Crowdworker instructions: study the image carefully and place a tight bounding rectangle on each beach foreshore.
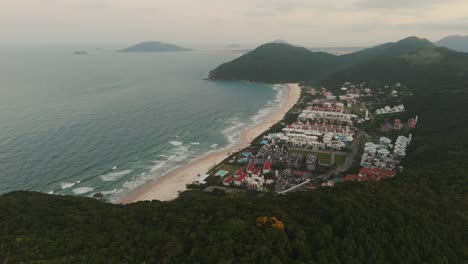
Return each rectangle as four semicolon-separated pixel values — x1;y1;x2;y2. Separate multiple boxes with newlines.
117;83;301;204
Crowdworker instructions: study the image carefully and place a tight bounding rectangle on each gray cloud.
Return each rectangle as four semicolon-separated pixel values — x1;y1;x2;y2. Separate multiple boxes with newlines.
356;0;446;9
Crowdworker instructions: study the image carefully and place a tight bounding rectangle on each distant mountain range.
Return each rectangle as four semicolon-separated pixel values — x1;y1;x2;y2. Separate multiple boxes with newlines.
120;41;192;53
209;36;468;93
435;35;468;53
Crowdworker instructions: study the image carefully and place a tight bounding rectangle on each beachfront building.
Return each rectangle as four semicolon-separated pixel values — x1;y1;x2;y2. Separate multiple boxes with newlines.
375;104;405;115
223;176;234;186
298;108;357;124
263;162;272;174
246;163;255;174
281;122;354;150
234;169;249;186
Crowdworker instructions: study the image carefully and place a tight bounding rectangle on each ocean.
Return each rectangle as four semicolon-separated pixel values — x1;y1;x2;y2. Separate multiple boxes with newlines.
0;45;283;201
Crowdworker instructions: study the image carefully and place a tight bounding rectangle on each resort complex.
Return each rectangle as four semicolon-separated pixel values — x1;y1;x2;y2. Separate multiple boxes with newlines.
192;81;418;194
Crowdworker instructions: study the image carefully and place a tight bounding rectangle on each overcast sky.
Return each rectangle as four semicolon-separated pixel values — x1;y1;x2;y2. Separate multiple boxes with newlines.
1;0;468;47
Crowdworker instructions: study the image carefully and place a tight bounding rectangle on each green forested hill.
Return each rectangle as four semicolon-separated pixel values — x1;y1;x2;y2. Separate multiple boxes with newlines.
209;43;340;83
209;36;463;85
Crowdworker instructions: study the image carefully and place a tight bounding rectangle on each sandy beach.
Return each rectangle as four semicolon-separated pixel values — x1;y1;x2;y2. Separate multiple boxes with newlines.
118;83;301;204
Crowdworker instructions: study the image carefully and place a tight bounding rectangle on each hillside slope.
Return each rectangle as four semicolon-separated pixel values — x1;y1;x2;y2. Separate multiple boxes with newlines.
209;43;339;83
209;37;444;84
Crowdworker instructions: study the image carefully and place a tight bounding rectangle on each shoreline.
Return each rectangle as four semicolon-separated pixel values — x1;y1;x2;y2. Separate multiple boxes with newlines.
117;83;301;204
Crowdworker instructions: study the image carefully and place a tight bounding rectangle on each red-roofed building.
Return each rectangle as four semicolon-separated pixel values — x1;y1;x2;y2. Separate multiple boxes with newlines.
246;163;255;173
235;169;244;176
234;173;248;186
359;168;396;181
408;118;417;129
263;162;272;173
252;168;261;176
342;174;361;182
394;119;403;130
343;168;396;183
223;176;234;186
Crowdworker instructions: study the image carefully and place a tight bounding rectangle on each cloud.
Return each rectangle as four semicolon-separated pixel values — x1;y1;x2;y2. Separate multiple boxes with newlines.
356;0;447;9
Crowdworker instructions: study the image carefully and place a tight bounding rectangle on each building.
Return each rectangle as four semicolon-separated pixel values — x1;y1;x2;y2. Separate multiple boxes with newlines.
375;105;405;115
234;173;248;186
245;175;265;191
298;109;357;124
306;154;318;171
343;168;396;182
263;162;272;173
408;117;418;129
281;122;355;150
223;176;234;186
394;119;403;130
252;168;261;177
246;163;255;174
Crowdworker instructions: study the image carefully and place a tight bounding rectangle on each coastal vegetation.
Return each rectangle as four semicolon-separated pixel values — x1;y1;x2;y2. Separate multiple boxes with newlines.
1;36;468;263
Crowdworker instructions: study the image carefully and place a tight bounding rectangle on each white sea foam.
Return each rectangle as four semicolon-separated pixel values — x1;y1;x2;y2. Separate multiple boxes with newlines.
210;144;219;148
99;170;133;182
100;189;117;195
60;182;76;189
222;118;246;145
191;142;200;145
169;140;183;146
72;187;95;195
251;84;286;123
151;158;173;172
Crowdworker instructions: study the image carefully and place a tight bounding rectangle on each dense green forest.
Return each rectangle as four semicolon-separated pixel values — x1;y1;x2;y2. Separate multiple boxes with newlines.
1;37;468;263
209;37;466;85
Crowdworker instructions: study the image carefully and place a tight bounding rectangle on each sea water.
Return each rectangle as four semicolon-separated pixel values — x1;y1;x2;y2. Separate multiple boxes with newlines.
0;45;284;201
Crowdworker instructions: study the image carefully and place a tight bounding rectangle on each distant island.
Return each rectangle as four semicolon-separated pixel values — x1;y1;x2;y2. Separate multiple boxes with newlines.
119;41;192;53
73;51;88;55
435;35;468;53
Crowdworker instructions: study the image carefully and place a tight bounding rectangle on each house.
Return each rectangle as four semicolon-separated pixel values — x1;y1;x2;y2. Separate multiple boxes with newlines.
394;119;403;130
342;174;361;182
234;173;248;186
358;167;396;180
246;163;255;174
408;118;417;129
343;168;396;183
263;162;272;173
252;168;261;177
223;176;234;186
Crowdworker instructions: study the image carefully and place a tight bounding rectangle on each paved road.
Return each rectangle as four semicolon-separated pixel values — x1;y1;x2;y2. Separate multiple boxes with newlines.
340;130;365;172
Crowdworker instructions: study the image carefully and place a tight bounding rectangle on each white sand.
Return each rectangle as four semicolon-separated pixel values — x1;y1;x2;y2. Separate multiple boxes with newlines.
118;83;301;204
